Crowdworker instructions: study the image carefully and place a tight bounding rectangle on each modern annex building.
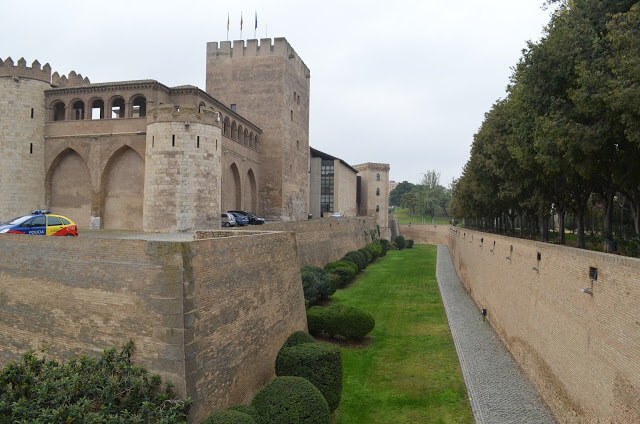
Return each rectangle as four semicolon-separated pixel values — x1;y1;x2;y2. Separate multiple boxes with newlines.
0;38;389;234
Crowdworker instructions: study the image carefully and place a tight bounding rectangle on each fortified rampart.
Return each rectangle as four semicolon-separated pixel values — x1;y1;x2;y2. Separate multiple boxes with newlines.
262;216;379;267
403;224;640;423
0;217;380;423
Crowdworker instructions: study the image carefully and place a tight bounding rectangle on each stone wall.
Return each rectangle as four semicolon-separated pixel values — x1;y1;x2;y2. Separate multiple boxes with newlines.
399;224;450;245
0;230;306;423
262;216;379;267
439;227;640;423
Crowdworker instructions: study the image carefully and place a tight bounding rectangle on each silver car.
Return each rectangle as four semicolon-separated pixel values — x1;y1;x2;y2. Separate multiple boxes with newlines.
221;213;237;227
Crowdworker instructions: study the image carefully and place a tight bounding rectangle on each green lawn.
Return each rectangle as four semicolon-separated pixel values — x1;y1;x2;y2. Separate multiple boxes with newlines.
392;208;451;225
332;245;473;424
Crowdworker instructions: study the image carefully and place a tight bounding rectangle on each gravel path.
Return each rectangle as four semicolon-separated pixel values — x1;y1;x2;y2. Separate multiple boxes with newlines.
436;244;556;424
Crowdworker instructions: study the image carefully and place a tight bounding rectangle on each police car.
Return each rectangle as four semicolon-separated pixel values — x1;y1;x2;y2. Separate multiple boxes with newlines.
0;210;78;237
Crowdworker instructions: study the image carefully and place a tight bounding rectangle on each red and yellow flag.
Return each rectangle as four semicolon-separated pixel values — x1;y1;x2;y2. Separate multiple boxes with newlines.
240;12;243;30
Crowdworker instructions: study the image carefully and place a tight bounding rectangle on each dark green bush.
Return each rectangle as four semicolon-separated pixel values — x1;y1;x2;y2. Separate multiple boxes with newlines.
329;266;356;287
279;330;316;351
342;251;367;272
358;247;373;263
325;260;358;275
202;409;256;424
395;235;406;249
250;376;330;424
307;304;375;341
406;239;414;248
0;341;190;424
329;273;340;293
301;265;333;305
379;239;391;256
275;342;343;412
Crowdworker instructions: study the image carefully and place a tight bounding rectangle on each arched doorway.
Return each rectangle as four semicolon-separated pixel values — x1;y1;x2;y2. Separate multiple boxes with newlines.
102;147;144;230
245;169;257;212
222;163;242;211
47;149;92;229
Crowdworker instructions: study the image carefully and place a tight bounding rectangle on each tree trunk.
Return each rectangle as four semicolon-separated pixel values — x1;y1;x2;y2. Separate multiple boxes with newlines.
576;207;586;248
558;209;566;244
603;191;615;253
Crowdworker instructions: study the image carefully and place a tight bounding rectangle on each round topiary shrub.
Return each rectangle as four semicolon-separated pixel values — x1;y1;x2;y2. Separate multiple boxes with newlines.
275;342;343;412
406;239;414;248
379;239;391;256
201;409;256;424
330;266;355;287
301;265;333;305
395;235;406;249
250;376;330;424
307;304;375;341
280;331;316;351
358;247;373;263
325;260;358;275
342;251;367;272
367;241;383;258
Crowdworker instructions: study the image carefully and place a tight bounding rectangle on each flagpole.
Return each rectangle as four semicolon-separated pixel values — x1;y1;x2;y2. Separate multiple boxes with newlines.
240;12;243;39
226;12;229;41
254;11;257;39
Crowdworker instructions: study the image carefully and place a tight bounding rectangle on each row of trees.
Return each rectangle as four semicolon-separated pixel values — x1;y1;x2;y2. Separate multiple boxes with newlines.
450;0;640;252
390;171;451;222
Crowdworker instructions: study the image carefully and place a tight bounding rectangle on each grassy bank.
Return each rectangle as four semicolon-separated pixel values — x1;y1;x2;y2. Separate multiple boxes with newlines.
332;245;473;423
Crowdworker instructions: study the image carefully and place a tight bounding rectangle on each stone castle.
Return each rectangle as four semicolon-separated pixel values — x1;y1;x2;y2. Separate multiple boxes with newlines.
0;38;389;234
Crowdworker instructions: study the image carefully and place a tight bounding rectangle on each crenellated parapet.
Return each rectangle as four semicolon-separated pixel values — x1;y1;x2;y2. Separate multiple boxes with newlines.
207;37;310;77
0;57;51;83
52;70;90;87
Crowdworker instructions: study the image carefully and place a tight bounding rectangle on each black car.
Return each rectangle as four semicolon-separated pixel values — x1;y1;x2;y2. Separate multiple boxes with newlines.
229;210;265;225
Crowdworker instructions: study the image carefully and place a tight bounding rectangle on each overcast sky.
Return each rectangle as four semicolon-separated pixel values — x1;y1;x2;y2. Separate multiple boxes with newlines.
1;0;552;187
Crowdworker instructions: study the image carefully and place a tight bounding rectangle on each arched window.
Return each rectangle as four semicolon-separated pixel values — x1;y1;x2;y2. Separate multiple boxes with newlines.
223;118;230;137
91;99;104;120
131;96;146;117
376;205;380;212
52;101;66;121
243;129;249;146
376;173;380;181
71;100;85;120
376;188;380;196
110;97;125;119
231;121;238;140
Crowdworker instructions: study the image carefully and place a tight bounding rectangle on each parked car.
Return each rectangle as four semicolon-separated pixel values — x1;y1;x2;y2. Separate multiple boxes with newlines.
0;210;78;236
221;213;237;227
330;212;342;217
228;210;265;225
227;211;249;226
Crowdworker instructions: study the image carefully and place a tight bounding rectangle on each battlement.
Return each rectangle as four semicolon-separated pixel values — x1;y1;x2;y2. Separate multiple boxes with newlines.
207;37;310;76
0;57;91;87
52;70;90;87
0;57;51;83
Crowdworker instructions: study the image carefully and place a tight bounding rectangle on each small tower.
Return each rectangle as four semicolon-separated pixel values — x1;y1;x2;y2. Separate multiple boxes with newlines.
143;105;222;232
206;38;310;221
0;57;51;221
355;163;391;240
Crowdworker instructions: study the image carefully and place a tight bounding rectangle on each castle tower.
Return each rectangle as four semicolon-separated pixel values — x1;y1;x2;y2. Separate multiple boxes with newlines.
0;57;50;221
143;105;222;232
355;163;391;240
206;38;310;221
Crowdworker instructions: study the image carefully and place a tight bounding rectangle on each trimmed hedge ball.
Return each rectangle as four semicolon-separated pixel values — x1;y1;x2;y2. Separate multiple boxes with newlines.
251;376;330;424
307;304;375;341
275;342;343;412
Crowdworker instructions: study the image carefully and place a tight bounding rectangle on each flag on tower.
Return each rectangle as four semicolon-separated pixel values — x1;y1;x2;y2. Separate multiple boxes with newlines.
226;12;230;40
241;12;243;30
255;12;257;30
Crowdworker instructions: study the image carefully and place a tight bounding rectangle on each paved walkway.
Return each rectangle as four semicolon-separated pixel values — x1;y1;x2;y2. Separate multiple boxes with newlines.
435;245;556;424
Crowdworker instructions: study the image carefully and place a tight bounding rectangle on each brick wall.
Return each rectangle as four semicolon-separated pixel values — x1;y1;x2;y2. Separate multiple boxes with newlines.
399;224;450;245
440;228;640;423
